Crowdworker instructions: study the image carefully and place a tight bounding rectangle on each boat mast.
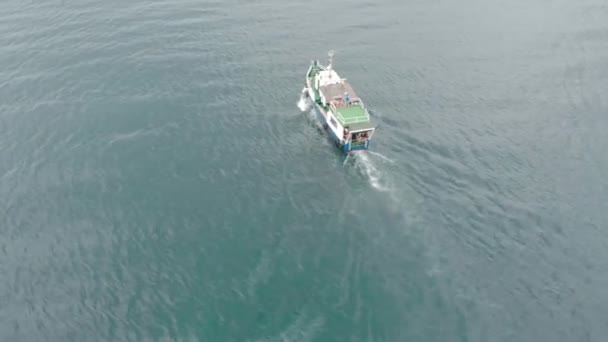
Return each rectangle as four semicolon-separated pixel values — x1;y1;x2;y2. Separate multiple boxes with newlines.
328;50;334;70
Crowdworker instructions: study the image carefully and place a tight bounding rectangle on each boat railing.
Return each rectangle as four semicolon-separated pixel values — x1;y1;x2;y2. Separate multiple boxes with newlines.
337;115;370;125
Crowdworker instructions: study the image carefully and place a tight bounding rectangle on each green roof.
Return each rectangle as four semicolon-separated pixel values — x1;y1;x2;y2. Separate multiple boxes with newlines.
334;104;369;126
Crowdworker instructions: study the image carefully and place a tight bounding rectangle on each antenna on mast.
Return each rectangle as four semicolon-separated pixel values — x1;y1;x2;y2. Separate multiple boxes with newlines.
328;50;334;70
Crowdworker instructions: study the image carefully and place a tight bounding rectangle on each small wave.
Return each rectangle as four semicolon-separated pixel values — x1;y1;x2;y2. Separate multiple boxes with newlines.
245;250;273;298
256;311;325;342
367;151;395;164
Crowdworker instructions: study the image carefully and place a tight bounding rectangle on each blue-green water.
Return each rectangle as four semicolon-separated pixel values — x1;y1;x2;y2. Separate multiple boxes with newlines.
1;1;607;341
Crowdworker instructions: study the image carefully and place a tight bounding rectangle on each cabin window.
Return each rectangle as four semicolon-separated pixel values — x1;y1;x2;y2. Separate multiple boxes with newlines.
329;117;337;128
351;131;370;145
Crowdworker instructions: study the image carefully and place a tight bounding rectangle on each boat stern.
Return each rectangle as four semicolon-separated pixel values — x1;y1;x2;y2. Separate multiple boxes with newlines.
336;127;374;153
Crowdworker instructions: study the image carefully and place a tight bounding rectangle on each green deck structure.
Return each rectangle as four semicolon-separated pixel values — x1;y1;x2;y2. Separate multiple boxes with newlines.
334;104;369;125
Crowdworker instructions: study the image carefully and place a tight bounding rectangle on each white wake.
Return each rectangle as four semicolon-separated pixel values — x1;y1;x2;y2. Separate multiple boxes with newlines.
297;88;312;112
351;152;391;192
367;151;396;164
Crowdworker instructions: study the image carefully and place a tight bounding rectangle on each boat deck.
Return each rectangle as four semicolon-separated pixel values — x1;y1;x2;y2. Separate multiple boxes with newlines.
319;81;358;103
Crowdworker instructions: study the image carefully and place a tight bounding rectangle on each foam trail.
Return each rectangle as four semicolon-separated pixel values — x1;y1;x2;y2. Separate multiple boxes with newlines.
343;153;354;166
297;88;311;112
297;97;309;112
300;91;325;132
354;152;390;192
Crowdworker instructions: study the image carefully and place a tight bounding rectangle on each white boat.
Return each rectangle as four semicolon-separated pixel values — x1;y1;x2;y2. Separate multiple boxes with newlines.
302;51;376;153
